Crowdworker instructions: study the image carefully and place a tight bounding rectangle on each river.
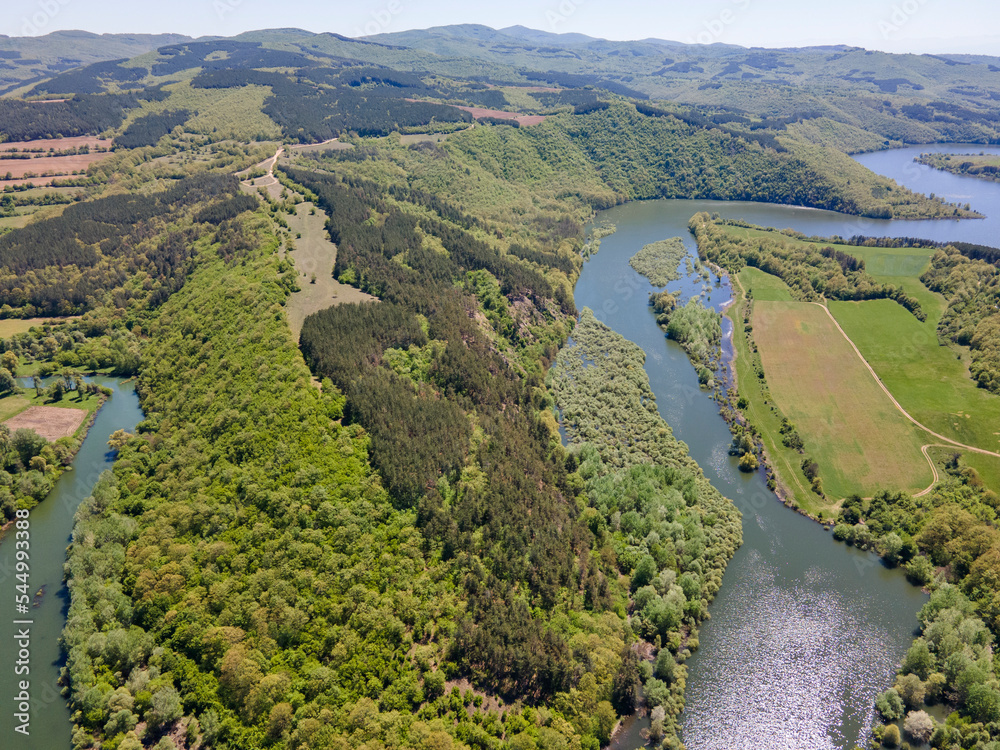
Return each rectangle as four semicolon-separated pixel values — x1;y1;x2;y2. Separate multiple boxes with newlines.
580;144;1000;750
0;378;142;749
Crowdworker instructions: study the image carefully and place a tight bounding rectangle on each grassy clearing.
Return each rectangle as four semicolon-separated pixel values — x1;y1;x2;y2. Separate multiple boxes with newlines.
0;317;74;338
739;266;794;302
753;300;932;500
283;201;376;339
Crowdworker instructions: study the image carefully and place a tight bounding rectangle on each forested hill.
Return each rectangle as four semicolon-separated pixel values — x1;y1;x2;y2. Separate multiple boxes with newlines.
363;24;1000;144
0;30;191;94
0;32;975;221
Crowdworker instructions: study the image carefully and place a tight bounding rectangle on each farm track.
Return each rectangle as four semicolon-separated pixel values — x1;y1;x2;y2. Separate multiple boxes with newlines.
812;302;1000;460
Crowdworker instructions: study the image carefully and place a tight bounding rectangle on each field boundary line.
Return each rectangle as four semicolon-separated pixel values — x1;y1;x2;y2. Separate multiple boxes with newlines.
812;302;1000;460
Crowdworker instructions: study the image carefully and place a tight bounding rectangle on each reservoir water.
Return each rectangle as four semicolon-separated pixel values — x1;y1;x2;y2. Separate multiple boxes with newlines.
0;378;142;749
581;144;1000;749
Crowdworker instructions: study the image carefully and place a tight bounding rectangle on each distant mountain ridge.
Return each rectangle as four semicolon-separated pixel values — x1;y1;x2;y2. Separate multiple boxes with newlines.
0;30;192;94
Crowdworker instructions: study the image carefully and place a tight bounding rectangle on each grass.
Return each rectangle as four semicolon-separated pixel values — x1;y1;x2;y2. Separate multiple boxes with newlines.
0;317;69;338
724;225;1000;494
282;201;375;340
0;394;30;421
831;298;1000;457
827;240;1000;463
739;266;795;302
727;281;823;513
753;300;933;500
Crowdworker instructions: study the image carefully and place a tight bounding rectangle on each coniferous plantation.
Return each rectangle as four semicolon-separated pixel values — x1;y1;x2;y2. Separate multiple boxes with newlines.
3;18;1000;750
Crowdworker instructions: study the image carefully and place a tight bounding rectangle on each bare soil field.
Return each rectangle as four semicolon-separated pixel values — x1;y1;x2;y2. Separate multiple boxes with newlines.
0;136;113;185
753;300;932;498
5;405;87;440
0;153;111;185
452;105;547;126
0;136;111;152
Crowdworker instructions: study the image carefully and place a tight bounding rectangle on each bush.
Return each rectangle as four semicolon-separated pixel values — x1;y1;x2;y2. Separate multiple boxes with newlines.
881;723;900;747
876;688;905;721
12;428;46;468
654;649;676;684
904;555;934;586
902;710;934;743
894;674;925;709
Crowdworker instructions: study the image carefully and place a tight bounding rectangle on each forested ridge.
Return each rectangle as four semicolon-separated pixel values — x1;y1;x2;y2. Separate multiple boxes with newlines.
54;159;734;750
0;173;256;317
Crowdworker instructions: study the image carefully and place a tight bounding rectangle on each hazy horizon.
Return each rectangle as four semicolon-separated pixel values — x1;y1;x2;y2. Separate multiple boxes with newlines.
3;0;999;57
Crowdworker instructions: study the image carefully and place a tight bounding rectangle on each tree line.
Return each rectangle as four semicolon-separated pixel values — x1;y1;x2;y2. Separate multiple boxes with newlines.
690;214;927;318
921;246;1000;394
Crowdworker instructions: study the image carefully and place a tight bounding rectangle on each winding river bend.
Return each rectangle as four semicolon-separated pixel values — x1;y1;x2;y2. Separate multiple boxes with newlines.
582;145;1000;750
0;378;142;749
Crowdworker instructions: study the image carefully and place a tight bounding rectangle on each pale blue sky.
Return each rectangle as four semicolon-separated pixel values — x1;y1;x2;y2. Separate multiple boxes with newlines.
4;0;999;55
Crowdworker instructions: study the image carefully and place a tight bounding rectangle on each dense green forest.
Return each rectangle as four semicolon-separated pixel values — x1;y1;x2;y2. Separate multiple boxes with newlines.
53;158;735;750
0;173;255;317
0;94;154;142
833;468;1000;743
3;22;1000;750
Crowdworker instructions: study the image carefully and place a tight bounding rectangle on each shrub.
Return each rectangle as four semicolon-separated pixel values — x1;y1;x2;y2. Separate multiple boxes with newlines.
902;710;934;743
738;452;758;472
881;723;900;747
875;688;904;721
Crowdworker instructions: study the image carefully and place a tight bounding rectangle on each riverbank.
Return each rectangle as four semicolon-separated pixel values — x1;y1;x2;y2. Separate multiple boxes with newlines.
575;195;929;749
0;378;142;748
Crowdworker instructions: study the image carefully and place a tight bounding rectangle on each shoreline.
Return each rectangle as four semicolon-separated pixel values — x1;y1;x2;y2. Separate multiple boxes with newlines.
0;388;109;539
701;259;837;529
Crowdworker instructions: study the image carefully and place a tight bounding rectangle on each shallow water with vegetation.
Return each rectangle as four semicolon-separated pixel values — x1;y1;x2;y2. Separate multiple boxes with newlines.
586;144;1000;749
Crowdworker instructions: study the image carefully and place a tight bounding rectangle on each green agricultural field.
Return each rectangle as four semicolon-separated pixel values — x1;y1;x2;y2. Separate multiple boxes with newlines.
739;266;794;302
830;298;1000;456
752;300;933;501
722;224;1000;493
826;240;1000;463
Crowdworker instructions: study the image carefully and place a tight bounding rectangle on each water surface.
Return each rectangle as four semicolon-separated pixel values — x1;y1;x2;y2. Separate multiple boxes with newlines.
587;145;1000;749
0;378;142;749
